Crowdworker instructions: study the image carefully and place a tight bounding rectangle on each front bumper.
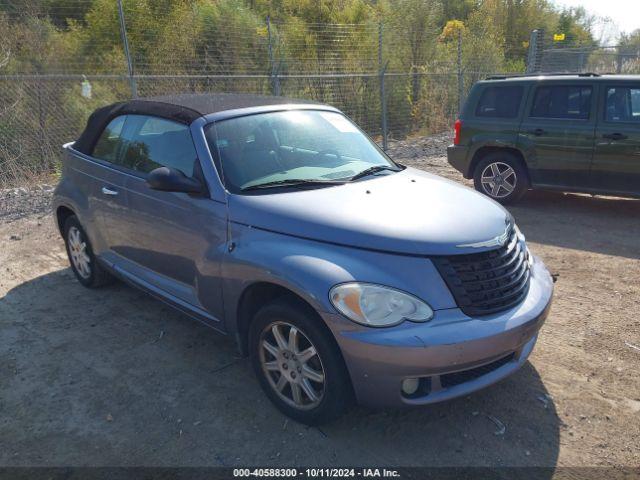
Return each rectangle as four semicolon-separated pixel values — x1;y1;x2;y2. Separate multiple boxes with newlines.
321;256;553;408
446;144;471;178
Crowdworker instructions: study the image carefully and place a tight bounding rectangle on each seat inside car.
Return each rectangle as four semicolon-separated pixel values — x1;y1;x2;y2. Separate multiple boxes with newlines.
236;124;285;184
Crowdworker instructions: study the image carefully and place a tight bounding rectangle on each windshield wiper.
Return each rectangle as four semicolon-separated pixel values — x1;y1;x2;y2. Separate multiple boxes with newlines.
349;165;402;181
241;178;347;191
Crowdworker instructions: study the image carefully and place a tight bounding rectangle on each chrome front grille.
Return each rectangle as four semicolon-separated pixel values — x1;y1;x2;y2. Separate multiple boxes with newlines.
432;228;531;316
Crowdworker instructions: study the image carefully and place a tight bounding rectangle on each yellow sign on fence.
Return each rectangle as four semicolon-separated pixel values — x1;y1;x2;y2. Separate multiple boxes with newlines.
553;33;566;41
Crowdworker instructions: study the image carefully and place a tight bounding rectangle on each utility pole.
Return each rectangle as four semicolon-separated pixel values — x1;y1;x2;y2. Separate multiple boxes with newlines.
117;0;137;98
378;22;388;151
457;29;463;114
267;16;281;96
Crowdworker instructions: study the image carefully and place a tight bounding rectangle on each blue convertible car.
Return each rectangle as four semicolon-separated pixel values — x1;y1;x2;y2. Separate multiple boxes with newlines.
53;94;553;424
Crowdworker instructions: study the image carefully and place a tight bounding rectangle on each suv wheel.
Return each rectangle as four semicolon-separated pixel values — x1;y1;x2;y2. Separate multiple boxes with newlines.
473;152;528;204
249;298;352;425
63;215;114;288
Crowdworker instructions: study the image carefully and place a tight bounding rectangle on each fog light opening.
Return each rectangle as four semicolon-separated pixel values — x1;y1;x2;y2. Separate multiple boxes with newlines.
401;378;420;396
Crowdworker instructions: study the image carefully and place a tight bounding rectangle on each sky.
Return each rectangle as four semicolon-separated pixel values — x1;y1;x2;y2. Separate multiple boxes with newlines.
553;0;640;42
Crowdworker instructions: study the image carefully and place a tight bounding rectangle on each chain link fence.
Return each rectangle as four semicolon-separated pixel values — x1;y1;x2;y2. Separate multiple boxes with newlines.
1;1;523;187
1;74;132;186
529;30;640;74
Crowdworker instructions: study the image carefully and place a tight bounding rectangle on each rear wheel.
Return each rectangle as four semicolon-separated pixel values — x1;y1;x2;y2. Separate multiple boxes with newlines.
249;298;352;425
473;152;528;204
63;215;113;288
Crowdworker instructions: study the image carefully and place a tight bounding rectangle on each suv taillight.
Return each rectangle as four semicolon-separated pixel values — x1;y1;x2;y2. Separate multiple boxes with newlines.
453;119;462;146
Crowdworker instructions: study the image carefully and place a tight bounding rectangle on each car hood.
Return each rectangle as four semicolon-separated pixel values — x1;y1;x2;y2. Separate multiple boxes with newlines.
228;167;511;256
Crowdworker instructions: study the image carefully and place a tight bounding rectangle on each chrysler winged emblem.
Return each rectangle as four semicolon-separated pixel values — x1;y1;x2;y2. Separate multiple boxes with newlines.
457;218;512;249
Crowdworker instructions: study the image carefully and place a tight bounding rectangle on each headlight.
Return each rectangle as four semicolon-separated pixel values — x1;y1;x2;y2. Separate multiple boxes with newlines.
329;283;433;327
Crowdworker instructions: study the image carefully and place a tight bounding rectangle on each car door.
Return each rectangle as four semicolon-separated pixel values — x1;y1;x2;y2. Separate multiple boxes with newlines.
105;114;227;325
518;82;597;189
591;84;640;195
86;115;133;254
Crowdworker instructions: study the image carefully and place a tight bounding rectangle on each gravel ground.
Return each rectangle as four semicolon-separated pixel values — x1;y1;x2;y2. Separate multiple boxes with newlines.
0;184;56;223
1;135;639;469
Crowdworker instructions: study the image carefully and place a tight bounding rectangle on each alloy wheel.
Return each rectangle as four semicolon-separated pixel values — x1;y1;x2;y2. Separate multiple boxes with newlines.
259;321;325;410
480;161;517;198
68;226;91;279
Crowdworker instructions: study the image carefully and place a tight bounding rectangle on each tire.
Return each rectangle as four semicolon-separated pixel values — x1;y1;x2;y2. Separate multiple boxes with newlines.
249;297;353;425
473;151;529;205
63;215;114;288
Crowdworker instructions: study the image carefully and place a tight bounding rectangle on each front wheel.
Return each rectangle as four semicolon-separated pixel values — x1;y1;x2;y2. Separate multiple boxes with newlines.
249;298;353;425
473;152;528;204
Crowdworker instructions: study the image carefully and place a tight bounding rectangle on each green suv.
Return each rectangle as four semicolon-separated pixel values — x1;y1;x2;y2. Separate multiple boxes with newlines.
447;73;640;204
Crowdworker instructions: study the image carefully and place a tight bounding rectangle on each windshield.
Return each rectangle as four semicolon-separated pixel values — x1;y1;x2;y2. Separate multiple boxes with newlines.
205;110;398;193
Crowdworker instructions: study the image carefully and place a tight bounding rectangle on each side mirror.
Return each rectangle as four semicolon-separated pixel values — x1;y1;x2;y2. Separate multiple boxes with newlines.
147;167;203;194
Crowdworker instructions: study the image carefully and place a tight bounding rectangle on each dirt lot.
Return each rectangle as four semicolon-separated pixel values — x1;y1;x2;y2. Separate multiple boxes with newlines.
1;147;639;469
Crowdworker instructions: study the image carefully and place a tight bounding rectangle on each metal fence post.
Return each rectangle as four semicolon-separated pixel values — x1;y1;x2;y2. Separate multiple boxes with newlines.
457;29;463;114
267;16;281;96
117;0;137;98
616;51;623;74
526;29;543;73
36;77;46;165
378;22;388;151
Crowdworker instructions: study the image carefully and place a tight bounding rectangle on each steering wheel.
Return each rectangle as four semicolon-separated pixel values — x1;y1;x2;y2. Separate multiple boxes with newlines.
316;149;342;165
268;149;288;171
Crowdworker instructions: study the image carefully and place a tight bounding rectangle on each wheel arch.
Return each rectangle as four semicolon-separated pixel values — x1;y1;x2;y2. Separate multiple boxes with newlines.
55;205;77;236
236;280;356;409
235;281;328;357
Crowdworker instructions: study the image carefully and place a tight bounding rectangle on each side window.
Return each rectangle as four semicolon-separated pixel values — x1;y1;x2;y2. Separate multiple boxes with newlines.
475;86;523;118
605;87;640;123
530;85;592;120
92;116;126;162
119;115;197;176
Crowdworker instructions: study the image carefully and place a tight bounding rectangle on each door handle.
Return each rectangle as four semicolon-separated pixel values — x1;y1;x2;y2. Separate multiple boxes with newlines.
101;186;119;196
602;133;628;141
531;128;546;136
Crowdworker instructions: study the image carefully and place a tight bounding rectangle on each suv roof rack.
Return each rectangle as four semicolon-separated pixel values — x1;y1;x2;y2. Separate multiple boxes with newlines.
485;72;601;80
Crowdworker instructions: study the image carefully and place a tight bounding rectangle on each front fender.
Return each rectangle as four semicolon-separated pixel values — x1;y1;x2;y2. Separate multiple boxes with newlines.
221;223;456;336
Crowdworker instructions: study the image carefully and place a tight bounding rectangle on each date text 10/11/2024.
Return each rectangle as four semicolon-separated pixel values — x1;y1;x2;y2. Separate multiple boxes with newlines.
232;468;401;478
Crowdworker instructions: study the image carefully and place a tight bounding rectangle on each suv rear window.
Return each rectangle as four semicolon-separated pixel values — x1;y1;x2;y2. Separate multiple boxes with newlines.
531;85;592;120
475;86;523;118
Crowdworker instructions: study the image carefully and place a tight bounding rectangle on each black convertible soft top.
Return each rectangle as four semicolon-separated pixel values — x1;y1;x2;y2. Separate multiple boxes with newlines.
73;93;320;155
